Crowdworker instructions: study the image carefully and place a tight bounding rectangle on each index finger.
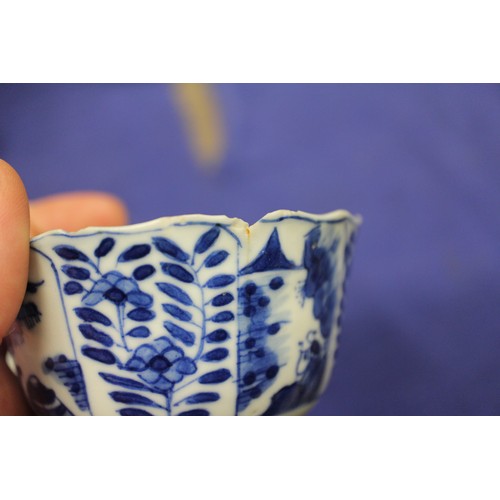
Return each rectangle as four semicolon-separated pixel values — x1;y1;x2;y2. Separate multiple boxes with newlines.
0;160;30;338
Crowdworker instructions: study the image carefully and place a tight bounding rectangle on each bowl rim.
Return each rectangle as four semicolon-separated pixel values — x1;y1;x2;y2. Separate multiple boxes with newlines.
30;209;362;243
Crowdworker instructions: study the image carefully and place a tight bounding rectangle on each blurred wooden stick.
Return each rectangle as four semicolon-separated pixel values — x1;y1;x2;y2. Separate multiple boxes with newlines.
172;83;226;174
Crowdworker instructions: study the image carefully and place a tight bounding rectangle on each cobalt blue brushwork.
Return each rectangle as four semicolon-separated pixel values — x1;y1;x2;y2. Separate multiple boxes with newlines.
17;280;44;329
7;210;360;415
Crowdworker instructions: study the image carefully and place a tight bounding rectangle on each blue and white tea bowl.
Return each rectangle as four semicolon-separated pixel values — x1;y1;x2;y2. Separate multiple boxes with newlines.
7;209;360;416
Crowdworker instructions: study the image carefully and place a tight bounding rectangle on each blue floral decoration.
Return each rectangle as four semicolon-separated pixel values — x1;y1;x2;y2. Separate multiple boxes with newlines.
125;337;197;392
83;271;153;307
303;226;338;338
21;215;357;415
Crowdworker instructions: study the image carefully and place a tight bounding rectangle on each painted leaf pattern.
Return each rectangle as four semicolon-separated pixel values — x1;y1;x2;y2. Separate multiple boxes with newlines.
20;214;358;415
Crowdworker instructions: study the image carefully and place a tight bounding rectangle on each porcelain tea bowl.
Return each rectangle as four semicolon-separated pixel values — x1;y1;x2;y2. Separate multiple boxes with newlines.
7;209;360;416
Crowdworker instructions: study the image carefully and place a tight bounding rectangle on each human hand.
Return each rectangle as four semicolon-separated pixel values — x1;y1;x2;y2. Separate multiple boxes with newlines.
0;160;128;415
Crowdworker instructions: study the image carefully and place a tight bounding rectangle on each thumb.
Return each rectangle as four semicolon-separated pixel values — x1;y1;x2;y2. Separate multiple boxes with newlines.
0;160;30;339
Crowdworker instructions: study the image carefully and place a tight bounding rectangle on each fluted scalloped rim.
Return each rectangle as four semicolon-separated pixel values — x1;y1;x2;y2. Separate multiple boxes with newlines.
30;209;362;243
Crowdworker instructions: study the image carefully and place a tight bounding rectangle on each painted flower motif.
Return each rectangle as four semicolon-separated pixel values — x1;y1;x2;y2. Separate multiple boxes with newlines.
83;271;153;307
125;337;197;391
303;227;337;338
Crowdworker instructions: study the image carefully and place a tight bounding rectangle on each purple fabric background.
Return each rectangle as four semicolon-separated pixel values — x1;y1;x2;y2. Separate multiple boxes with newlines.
1;84;499;415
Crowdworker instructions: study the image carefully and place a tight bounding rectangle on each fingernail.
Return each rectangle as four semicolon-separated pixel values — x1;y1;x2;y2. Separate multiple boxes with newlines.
5;321;24;348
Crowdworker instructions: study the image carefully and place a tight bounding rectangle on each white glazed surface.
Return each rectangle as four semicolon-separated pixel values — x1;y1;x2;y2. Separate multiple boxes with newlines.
8;210;360;416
